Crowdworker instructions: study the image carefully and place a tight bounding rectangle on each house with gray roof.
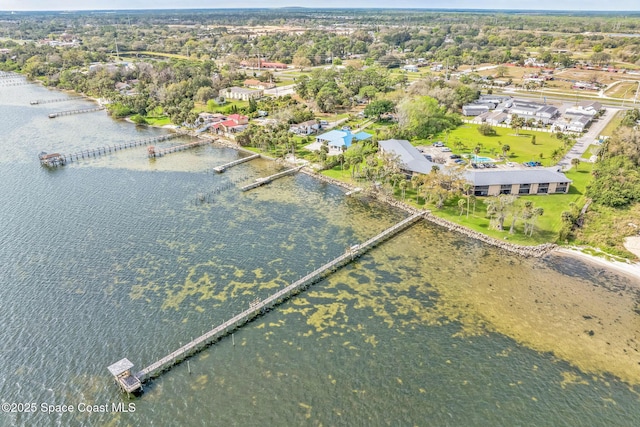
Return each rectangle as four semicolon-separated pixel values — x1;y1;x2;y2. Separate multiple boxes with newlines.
464;168;571;196
462;104;490;116
378;139;438;175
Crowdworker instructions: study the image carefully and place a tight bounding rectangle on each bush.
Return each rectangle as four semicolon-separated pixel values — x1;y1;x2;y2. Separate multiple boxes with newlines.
478;123;497;136
130;114;148;125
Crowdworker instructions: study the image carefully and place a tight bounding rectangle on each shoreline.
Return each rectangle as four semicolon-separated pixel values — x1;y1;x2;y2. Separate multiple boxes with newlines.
553;247;640;281
35;82;640;278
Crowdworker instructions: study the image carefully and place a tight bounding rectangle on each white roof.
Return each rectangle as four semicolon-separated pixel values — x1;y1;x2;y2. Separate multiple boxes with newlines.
107;358;134;376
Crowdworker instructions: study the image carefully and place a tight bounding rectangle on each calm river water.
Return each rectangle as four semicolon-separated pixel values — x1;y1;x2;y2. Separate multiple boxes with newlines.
1;80;639;426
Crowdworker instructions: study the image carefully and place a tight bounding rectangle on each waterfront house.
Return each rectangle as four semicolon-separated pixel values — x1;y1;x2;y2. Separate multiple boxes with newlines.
378;139;438;175
316;129;372;154
212;114;249;134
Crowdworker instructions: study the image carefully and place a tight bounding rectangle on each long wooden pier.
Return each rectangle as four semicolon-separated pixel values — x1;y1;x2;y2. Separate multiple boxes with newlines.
39;133;182;167
147;139;212;158
240;165;304;191
213;153;260;173
31;97;83;105
48;106;104;118
126;211;424;385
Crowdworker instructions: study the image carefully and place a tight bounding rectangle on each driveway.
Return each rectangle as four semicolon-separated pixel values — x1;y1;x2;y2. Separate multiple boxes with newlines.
557;107;621;170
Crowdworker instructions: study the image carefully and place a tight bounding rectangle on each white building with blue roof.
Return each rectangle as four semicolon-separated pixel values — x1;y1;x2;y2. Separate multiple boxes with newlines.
316;129;372;154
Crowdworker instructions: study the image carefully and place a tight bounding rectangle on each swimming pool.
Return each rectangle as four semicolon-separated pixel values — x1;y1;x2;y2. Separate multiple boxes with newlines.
464;155;495;163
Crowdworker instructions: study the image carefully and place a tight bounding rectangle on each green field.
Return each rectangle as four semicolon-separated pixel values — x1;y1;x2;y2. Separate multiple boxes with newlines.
392;164;592;245
430;123;567;165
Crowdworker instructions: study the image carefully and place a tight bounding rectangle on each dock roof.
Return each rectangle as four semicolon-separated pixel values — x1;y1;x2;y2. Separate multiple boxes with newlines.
108;358;134;376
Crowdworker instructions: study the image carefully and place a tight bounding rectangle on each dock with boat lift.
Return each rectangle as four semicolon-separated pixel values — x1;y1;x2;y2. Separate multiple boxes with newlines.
109;211;424;390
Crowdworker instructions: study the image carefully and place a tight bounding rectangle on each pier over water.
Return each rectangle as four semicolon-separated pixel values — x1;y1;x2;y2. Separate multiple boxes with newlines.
110;212;425;392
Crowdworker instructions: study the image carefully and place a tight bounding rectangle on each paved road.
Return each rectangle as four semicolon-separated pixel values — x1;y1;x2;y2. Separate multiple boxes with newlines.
557;107;621;170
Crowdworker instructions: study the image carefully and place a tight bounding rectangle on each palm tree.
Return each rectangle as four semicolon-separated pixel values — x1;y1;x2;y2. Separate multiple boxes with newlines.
399;179;408;201
462;182;473;218
501;144;511;159
571;157;581;170
458;198;466;216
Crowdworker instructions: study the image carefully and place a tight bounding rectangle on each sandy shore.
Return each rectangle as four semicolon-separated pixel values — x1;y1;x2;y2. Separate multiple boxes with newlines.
554;247;640;282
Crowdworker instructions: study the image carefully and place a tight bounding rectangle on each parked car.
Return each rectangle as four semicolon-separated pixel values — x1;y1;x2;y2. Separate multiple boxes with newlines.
449;154;461;159
432;141;445;147
454;159;466;164
441;147;452;152
424;155;432;161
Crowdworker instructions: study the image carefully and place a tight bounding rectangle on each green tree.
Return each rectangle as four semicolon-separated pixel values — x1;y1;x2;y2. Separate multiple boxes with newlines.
364;99;395;120
510;114;525;136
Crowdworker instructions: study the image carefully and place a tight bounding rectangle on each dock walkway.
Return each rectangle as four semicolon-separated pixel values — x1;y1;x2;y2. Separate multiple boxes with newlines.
31;97;83;105
131;212;424;383
39;134;183;167
148;139;213;158
240;165;304;191
48;106;104;118
213;154;260;173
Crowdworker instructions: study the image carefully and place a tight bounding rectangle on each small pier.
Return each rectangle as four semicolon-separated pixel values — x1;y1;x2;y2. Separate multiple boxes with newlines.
240;165;304;192
0;80;33;87
147;139;212;158
31;97;83;105
213;153;260;173
111;212;424;389
38;133;182;167
38;152;67;167
48;106;104;118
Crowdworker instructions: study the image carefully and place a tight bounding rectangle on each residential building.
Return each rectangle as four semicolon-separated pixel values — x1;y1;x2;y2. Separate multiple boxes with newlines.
290;120;320;136
462;104;490;116
220;87;263;101
212;114;249;134
565;101;602;117
464;168;571;196
316;129;372;154
243;79;276;90
509;100;558;124
198;112;226;124
378;139;438;175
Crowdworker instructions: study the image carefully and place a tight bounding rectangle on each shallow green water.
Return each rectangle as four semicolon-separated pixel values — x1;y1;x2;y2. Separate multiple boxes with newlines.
0;81;639;426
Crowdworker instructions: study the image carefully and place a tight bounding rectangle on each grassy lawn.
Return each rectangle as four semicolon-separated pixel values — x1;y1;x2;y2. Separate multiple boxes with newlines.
599;110;623;137
574;202;640;259
581;144;601;160
145;116;172;126
143;107;172;126
430;123;566;165
321;165;358;183
386;164;594;245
